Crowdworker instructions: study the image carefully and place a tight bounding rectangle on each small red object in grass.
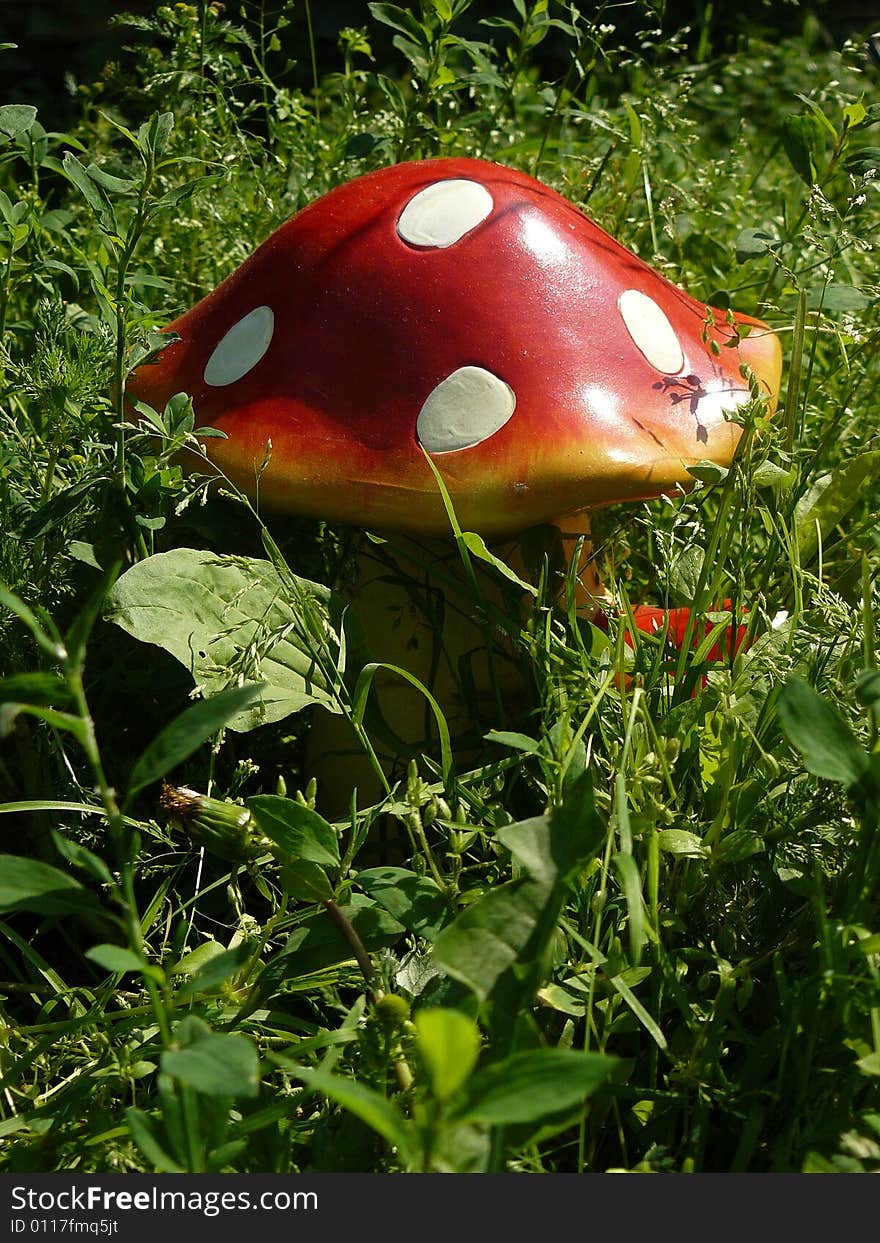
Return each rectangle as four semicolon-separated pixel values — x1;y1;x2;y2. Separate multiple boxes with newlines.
628;602;749;665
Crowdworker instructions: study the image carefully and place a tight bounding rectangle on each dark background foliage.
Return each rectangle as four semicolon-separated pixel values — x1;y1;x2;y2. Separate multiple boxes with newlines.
6;0;876;128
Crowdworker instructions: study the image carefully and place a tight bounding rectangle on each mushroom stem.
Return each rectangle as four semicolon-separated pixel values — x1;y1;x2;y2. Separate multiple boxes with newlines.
305;516;615;820
507;512;609;616
555;513;609;612
305;527;547;820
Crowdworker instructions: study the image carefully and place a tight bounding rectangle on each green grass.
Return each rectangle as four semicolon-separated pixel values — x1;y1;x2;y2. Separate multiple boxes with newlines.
1;0;880;1173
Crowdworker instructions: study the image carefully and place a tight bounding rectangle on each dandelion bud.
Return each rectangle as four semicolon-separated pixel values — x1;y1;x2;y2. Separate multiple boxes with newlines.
160;783;271;863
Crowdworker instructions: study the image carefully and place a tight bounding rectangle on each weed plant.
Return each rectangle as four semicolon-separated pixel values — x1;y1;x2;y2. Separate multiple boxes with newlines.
0;0;879;1174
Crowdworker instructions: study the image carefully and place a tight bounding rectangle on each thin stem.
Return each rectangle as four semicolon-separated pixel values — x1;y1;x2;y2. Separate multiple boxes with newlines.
0;246;14;342
65;661;172;1047
863;555;878;751
324;899;413;1092
180;1086;205;1172
303;0;321;130
324;899;377;994
406;809;448;897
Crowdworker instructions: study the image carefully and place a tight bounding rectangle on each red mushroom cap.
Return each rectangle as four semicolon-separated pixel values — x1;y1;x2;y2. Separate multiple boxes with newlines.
127;158;782;537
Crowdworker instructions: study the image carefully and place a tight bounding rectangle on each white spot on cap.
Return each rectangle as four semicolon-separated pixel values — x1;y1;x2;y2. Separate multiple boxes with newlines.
204;305;274;387
397;180;493;249
417;366;515;454
619;288;684;375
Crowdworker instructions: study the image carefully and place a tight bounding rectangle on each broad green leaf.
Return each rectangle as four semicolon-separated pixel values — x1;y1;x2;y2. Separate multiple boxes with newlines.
713;829;766;865
484;730;541;754
856;670;880;708
808;284;871;314
794;96;839;140
414;1008;481;1101
87;164;136;195
50;833;114;886
536;983;584;1017
494;814;548;881
0;701;85;743
687;461;728;485
429;0;453;21
778;675;870;790
140;111;174;160
105;549;367;731
368;3;428;46
669;545;704;606
431;878;548;1001
751;460;794;492
657;829;709;858
795;452;880;565
782;112;822;184
0;1119;33;1140
357;867;446;938
247;795;340;866
288;1063;415;1161
0;672;71;708
452;1049;616;1125
153;175;218;212
845;144;880;174
460;532;536;595
176;942;254;998
161;1023;260;1099
0;581;65;660
20;477;112;540
497;771;606;887
843;100;867;128
171;940;226;976
85;944;144;974
0;855;103;919
801;1152;839;1173
434;772;607;1001
279;859;334;903
0;104;37;136
62;151;113;226
86;164;137;195
125;1108;184;1173
735;227;782;264
127;684;265;800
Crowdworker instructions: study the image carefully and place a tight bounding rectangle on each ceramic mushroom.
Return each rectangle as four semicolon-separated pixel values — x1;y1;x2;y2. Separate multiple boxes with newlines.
127;158;782;807
127;157;781;539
